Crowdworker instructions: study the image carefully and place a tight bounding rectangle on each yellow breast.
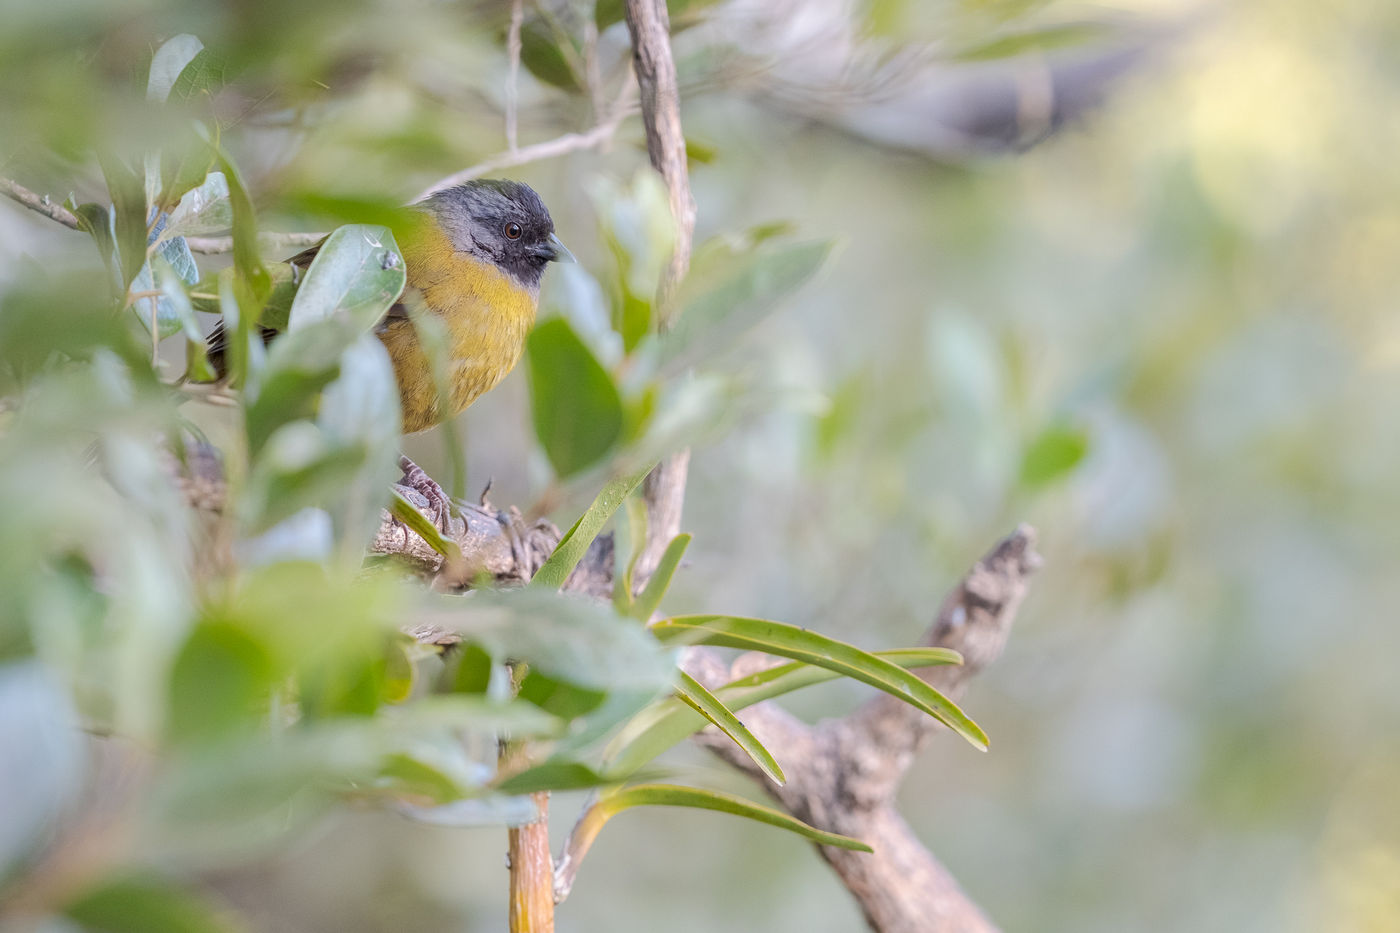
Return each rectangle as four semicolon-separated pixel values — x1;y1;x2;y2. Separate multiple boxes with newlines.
380;221;539;433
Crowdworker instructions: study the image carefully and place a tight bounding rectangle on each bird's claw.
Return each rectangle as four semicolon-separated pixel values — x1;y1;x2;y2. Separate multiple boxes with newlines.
397;455;456;533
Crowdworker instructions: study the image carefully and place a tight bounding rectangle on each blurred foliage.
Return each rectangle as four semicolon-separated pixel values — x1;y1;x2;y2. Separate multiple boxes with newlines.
0;6;1003;931
3;0;1396;930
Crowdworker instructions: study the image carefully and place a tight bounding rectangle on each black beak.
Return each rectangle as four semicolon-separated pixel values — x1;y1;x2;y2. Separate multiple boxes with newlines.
532;232;576;264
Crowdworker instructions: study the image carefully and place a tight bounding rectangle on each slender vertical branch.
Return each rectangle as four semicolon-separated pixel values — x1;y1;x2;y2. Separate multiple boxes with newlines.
623;0;698;577
505;0;524;152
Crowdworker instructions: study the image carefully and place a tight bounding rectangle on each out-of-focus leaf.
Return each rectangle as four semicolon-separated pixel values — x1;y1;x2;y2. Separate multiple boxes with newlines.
517;668;608;719
612;496;648;613
316;333;402;547
164;173;231;238
596;0;723;30
1019;423;1090;488
650;615;987;750
591;172;674;351
660;239;832;368
156;130;217;217
378;752;461;802
629;533;689;621
169;49;229;103
287;225;405;333
0;662;85;877
72;203;118;286
239;425;370;533
398;796;538;828
955;22;1112;62
380;638;415;704
144;727;382;860
527;317;625;477
605;648;961;775
495;761;620;795
674;670;784;784
99;151;149;292
166;623;275;744
421;588;676;697
242;315;361;456
446;643;493;695
212;143;269;300
65;875;239;933
529;464;654;590
518;18;580;92
146;35;204;104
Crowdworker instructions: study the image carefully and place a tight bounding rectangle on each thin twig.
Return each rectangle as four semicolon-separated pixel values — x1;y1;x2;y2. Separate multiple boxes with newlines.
184;231;325;255
505;0;524;152
416;81;636;202
1;176;82;230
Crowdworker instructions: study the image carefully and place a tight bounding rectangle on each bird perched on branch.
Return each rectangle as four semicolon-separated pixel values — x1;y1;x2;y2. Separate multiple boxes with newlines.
209;178;573;432
206;179;572;523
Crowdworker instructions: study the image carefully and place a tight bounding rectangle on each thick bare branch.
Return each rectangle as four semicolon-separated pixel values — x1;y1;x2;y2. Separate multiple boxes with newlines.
688;527;1041;932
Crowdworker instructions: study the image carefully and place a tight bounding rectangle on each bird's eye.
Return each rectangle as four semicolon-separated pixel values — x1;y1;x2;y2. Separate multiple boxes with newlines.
504;222;523;239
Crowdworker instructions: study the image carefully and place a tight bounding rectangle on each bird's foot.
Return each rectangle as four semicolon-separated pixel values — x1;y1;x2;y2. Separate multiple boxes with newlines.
396;455;456;533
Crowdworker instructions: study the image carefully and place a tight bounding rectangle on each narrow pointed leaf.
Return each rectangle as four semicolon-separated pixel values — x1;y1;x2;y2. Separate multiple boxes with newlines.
606;648;961;775
674;670;784;784
389;489;458;560
602;784;868;851
650;615;987;750
529;463;655;590
630;533;690;621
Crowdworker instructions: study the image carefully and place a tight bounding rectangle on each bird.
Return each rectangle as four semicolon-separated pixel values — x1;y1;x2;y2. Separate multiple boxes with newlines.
206;178;573;521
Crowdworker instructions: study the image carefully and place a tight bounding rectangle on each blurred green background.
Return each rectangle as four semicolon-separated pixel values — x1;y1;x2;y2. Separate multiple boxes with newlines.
3;0;1399;930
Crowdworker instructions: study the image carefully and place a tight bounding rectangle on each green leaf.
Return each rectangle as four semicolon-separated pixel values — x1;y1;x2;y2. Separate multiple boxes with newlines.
956;22;1111;62
238;422;369;532
65;875;239;933
169;48;229;102
518;18;581;92
650;616;988;750
98;151;149;292
588;783;869;854
163;172;232;238
241;316;357;457
421;588;675;697
629;533;689;620
389;489;458;559
73;203;119;286
495;761;618;795
156;130;217;216
660;239;832;368
146;34;205;104
212;143;269;300
517;668;609;718
605;648;960;775
287;224;405;334
612;495;649;613
529;463;654;590
1019;423;1090;488
166;623;275;744
526;317;625;477
674;670;784;784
